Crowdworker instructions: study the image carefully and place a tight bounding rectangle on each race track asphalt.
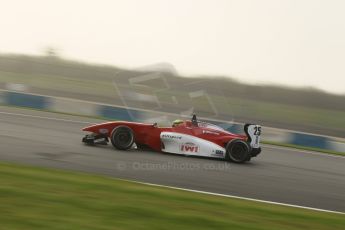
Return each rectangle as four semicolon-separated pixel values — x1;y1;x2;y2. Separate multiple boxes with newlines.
0;106;344;212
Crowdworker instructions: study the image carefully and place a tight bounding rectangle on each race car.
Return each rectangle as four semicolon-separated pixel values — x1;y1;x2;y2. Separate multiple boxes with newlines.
82;115;261;163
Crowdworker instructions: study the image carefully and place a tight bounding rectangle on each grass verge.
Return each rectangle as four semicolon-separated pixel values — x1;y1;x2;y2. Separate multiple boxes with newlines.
0;162;344;230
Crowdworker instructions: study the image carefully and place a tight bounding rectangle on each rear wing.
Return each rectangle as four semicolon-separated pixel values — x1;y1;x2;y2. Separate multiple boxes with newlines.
244;124;261;149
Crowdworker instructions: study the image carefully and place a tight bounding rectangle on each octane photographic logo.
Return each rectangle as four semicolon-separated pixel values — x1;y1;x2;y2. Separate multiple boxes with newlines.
180;142;199;153
115;161;231;171
111;62;235;125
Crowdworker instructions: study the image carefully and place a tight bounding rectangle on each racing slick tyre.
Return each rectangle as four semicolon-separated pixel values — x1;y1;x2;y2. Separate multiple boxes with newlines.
111;126;134;150
225;139;251;163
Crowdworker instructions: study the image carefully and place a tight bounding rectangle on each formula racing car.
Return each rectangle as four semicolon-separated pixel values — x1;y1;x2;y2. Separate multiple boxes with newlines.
82;115;261;163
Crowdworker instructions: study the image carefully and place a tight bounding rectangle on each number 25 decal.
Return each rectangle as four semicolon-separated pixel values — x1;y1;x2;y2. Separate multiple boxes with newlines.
254;126;261;136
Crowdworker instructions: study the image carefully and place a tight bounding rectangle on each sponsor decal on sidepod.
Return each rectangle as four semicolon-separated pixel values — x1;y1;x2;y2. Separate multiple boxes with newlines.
180;142;199;153
99;128;109;134
161;134;182;140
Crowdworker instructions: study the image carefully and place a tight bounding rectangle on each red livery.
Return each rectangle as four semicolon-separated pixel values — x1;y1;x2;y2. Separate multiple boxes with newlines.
82;115;261;163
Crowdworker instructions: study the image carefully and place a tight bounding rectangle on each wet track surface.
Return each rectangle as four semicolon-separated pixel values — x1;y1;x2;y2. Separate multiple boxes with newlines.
0;106;344;212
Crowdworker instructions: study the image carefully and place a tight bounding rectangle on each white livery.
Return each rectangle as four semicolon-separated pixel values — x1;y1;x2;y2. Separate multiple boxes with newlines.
161;132;226;158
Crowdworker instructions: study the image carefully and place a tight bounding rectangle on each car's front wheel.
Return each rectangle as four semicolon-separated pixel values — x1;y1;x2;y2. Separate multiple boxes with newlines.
111;126;134;150
225;139;251;163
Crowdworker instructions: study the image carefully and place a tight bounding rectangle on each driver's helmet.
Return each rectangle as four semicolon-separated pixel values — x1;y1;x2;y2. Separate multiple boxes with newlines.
172;119;184;127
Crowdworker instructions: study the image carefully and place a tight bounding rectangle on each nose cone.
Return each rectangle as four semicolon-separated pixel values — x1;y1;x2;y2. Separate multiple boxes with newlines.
82;121;118;134
82;122;113;134
82;125;97;132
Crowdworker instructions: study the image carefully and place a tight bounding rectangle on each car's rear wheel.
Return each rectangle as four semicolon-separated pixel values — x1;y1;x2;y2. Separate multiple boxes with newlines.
226;139;251;163
111;126;134;150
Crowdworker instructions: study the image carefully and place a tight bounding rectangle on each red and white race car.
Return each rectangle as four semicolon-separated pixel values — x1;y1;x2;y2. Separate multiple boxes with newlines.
82;115;261;163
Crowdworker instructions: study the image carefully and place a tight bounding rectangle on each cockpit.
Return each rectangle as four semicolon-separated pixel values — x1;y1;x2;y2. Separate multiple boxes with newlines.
171;114;224;131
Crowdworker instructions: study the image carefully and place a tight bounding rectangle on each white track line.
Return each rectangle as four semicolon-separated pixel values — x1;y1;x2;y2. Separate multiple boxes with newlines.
263;144;345;159
119;178;345;215
1;110;345;214
0;111;93;124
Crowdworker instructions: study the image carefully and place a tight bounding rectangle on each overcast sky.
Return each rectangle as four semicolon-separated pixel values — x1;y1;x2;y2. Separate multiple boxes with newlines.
1;0;344;94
